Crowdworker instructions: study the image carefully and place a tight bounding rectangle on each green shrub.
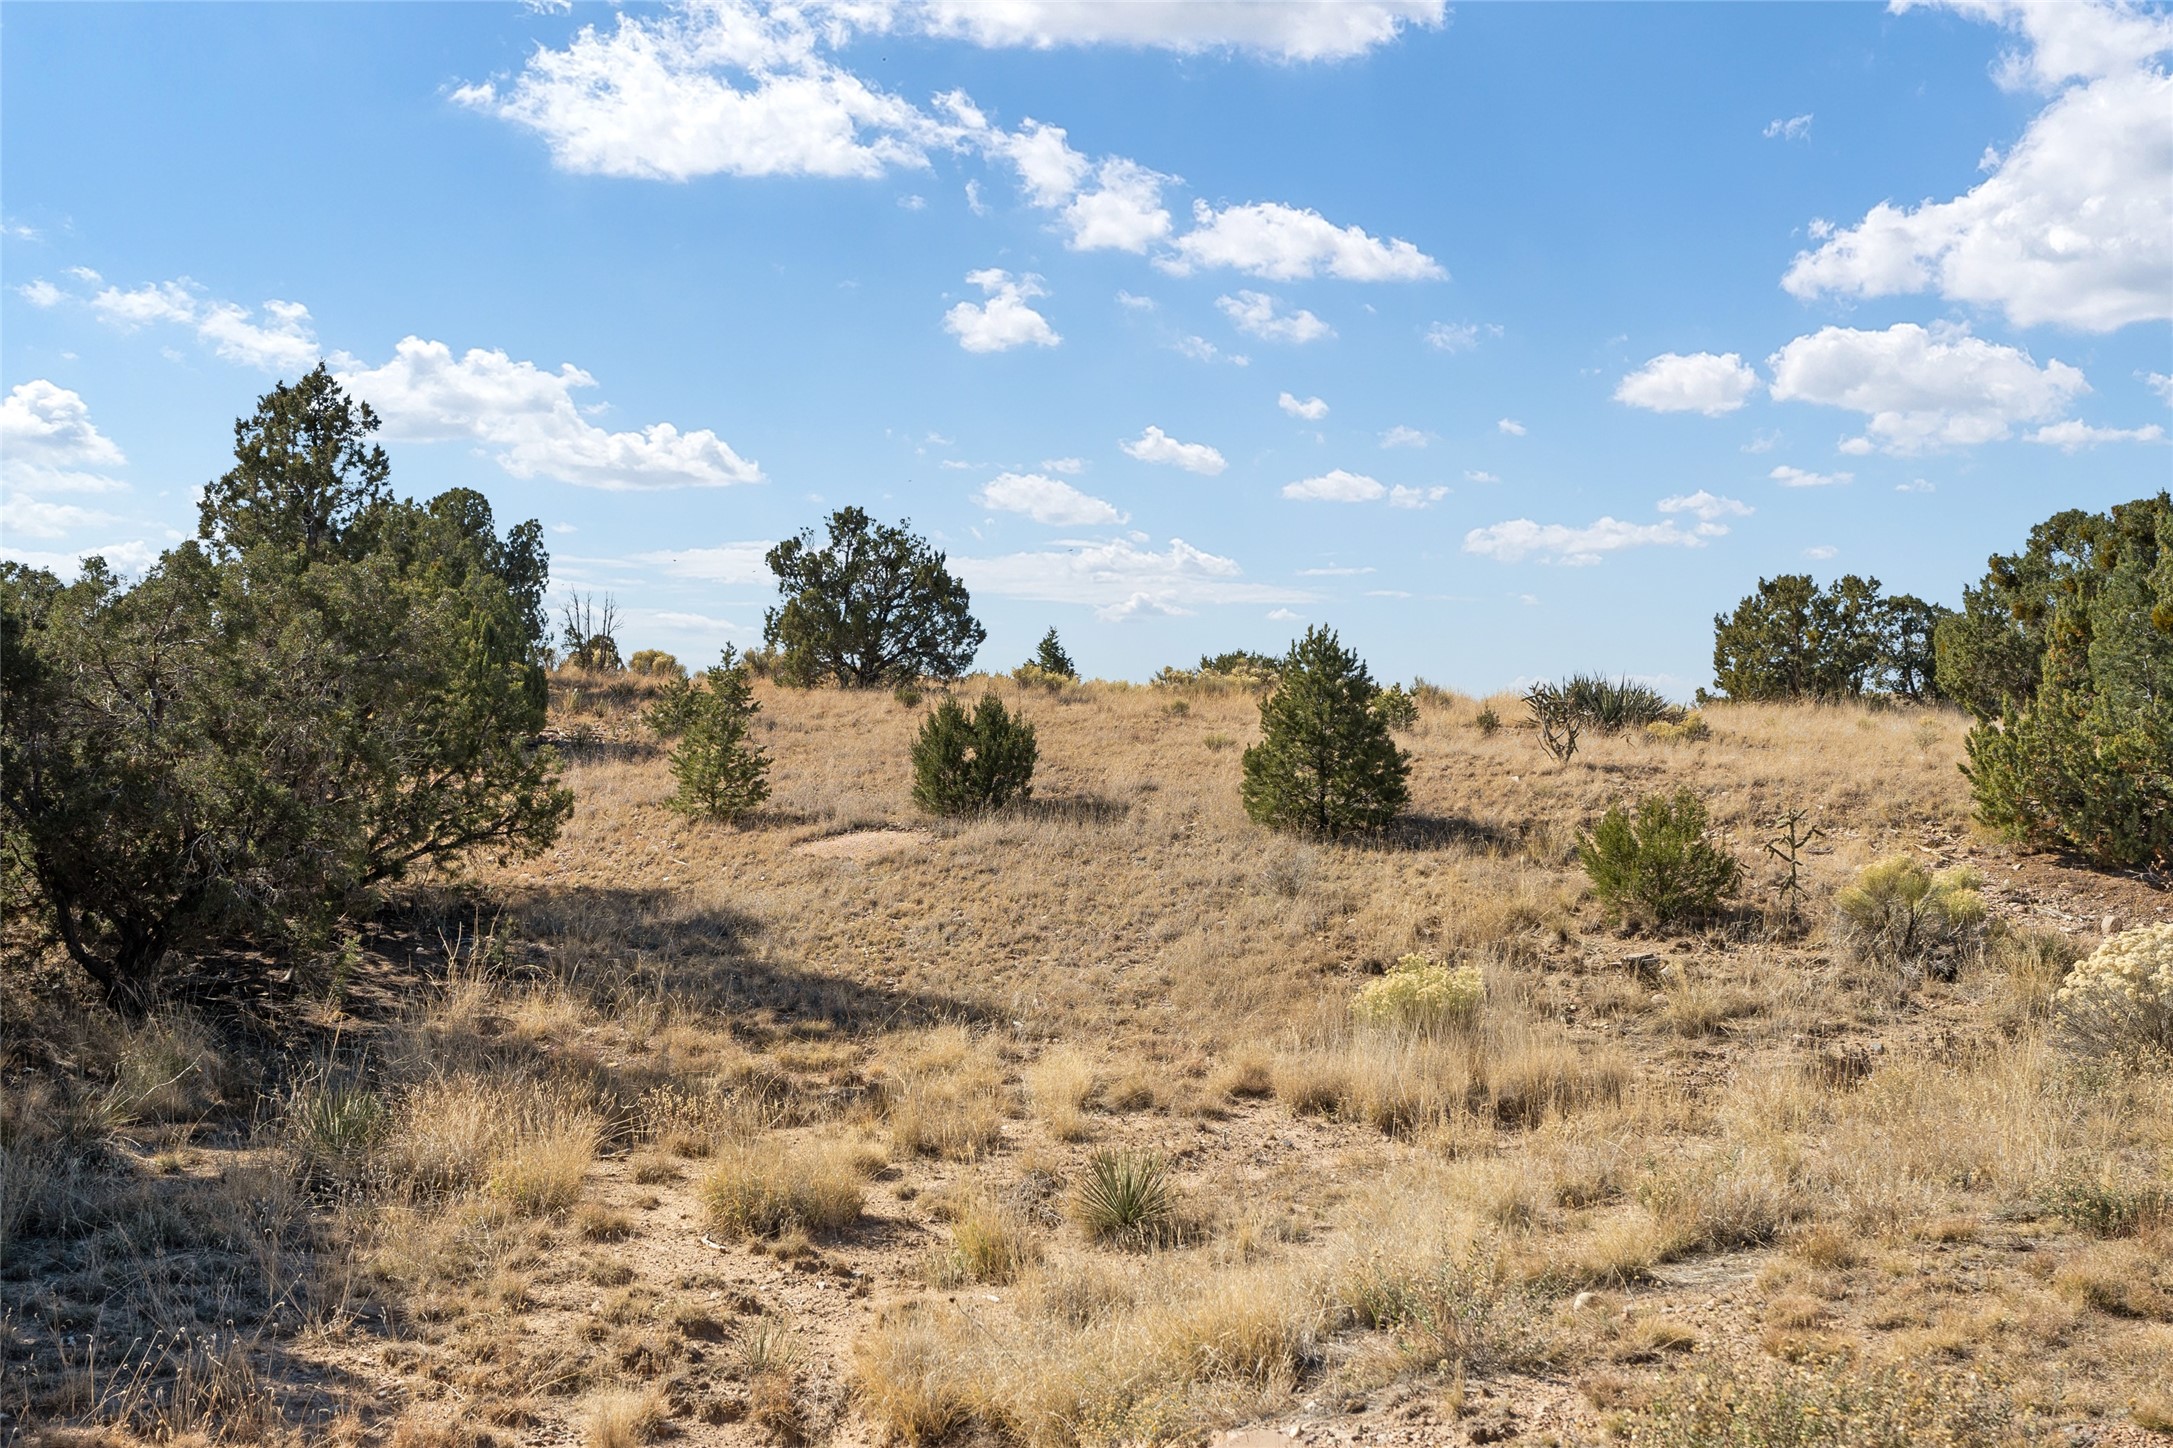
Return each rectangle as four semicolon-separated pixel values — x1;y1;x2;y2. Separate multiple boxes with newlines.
1353;956;1483;1033
1372;682;1420;731
1072;1149;1176;1246
667;647;772;822
892;681;923;708
1646;711;1710;743
1832;856;1986;977
1579;789;1739;929
627;648;683;679
1241;627;1410;838
1473;706;1501;735
2054;922;2173;1058
1011;663;1070;691
910;693;1037;815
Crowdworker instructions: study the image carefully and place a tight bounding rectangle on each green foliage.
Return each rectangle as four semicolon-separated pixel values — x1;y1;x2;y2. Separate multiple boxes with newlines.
1473;706;1501;735
1371;682;1420;731
1646;712;1710;743
1832;856;1986;977
0;367;569;1012
1072;1149;1176;1246
667;647;772;822
892;681;923;709
910;693;1038;816
1560;673;1681;731
1352;956;1483;1033
763;507;985;687
2043;1164;2171;1237
1579;789;1740;929
627;648;683;679
1240;627;1410;838
644;676;701;739
1030;627;1076;680
1960;494;2172;869
1712;574;1951;701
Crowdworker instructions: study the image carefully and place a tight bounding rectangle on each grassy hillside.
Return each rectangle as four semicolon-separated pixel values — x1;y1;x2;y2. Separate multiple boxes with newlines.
4;677;2169;1446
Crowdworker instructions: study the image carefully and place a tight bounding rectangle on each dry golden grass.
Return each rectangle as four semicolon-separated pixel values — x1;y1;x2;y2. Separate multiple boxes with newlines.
8;679;2169;1445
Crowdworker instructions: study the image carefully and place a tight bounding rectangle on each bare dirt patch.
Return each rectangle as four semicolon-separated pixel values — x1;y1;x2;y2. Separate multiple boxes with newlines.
792;827;934;861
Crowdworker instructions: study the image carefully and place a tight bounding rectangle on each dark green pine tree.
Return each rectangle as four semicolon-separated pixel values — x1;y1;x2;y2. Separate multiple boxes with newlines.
668;646;772;821
1032;627;1076;680
911;692;1037;815
1240;626;1410;838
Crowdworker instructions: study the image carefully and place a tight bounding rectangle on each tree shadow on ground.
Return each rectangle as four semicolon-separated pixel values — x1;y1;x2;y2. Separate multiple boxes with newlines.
497;885;992;1033
1019;793;1131;826
1365;812;1515;854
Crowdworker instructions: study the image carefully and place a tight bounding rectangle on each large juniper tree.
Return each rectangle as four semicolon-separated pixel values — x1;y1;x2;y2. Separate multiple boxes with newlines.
1240;627;1409;838
0;367;570;1011
763;507;984;687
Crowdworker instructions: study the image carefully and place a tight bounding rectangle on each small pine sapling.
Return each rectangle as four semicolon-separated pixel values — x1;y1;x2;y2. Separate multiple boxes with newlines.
1240;626;1410;838
667;647;771;821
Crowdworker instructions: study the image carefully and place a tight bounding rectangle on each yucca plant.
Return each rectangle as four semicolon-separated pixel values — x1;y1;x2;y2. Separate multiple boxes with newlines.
1561;673;1682;732
1073;1148;1176;1246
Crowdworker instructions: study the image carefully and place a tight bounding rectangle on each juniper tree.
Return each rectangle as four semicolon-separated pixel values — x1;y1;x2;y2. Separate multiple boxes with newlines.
0;368;570;1011
763;508;984;687
667;646;771;821
911;693;1037;815
1240;627;1409;838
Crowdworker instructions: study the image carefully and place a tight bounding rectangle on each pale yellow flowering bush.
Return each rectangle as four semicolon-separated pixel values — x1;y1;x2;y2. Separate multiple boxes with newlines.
1353;955;1483;1032
2055;922;2173;1056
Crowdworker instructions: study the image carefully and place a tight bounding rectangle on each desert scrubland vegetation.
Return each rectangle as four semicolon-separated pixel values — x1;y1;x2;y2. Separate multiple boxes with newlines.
4;377;2171;1447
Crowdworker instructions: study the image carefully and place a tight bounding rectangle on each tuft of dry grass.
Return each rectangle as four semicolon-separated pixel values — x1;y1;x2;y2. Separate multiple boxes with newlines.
1025;1046;1099;1142
699;1136;869;1239
581;1388;666;1448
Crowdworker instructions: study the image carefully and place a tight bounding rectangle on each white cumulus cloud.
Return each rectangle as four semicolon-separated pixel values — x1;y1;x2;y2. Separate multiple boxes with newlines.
1780;2;2173;330
944;268;1061;353
1424;320;1501;351
1497;417;1526;436
452;3;947;181
1120;424;1226;474
977;471;1128;525
337;336;764;490
1463;516;1710;567
1769;464;1854;488
1614;351;1759;416
1282;469;1385;502
911;0;1444;60
1;380;128;495
16;279;61;308
91;279;320;372
1163;200;1444;281
1658;490;1754;522
2025;418;2166;450
1765;322;2089;452
955;534;1308;620
1278;391;1329;420
1216;290;1332;343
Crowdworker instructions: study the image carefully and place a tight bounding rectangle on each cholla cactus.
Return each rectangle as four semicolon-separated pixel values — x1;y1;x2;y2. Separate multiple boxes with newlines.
2055;923;2173;1056
1354;955;1484;1032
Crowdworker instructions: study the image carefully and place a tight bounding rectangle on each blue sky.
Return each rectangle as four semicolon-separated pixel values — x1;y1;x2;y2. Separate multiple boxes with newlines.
4;1;2169;693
